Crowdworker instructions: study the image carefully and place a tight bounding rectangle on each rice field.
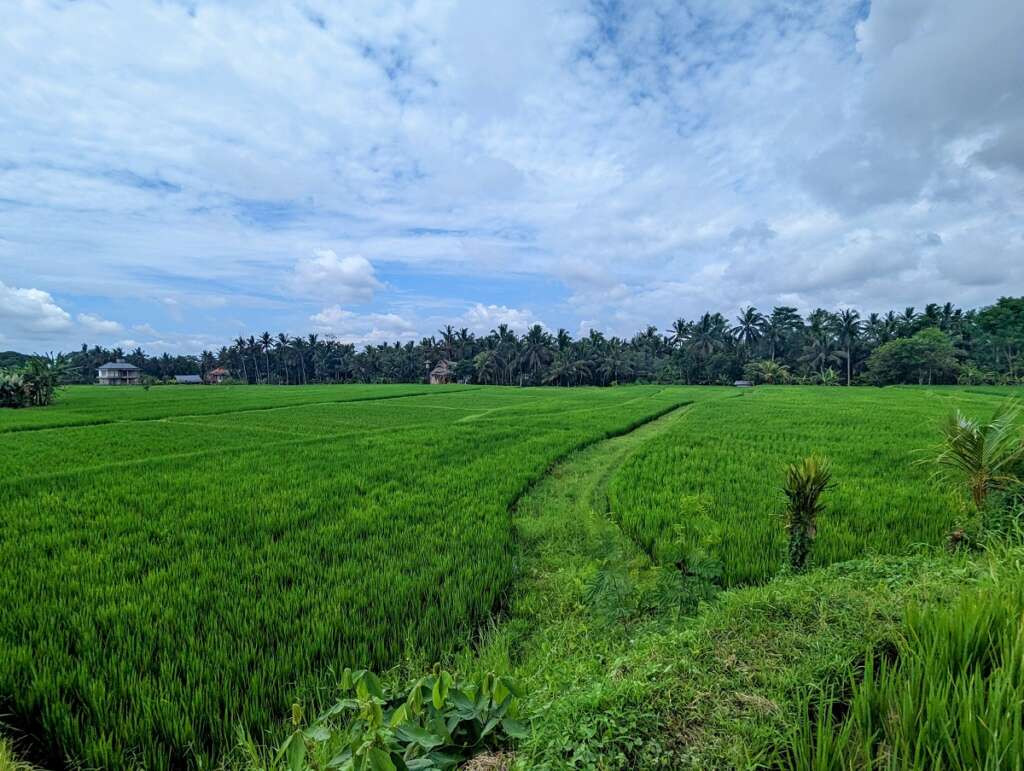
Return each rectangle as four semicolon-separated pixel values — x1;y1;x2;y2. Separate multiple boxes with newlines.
1;383;1017;769
0;384;690;769
607;386;1013;586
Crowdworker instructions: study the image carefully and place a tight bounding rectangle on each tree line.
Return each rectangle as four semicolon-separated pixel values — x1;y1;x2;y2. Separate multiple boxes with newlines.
54;296;1024;388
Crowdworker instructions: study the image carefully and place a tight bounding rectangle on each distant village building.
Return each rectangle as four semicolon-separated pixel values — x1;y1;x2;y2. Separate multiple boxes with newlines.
206;367;229;384
175;375;203;384
97;361;141;386
429;360;454;385
733;380;754;388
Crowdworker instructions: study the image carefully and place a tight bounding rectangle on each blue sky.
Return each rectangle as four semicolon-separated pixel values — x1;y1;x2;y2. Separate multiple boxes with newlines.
1;0;1022;353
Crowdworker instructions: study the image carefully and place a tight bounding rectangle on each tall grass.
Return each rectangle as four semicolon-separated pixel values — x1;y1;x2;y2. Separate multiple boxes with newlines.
780;574;1024;770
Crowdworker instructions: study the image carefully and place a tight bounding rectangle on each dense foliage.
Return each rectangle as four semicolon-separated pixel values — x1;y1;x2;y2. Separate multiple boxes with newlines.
251;667;527;771
0;355;75;408
49;297;1024;388
0;385;687;769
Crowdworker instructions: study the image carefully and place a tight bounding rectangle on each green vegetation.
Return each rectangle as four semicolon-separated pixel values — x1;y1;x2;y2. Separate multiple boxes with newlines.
0;354;75;409
0;385;689;769
451;396;1024;770
3;384;1023;769
782;456;833;572
931;399;1024;507
607;387;1007;586
247;667;527;771
41;297;1024;389
780;575;1024;770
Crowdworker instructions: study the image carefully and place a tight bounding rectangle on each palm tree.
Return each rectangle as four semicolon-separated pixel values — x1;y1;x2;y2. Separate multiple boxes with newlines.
555;328;573;352
258;332;273;384
731;306;766;351
668;318;691;347
519;325;553;383
802;332;840;378
898;307;919;336
687;312;727;358
233;336;249;383
473;349;499;384
932;401;1024;507
831;309;863;386
248;333;262;382
747;359;790;384
438;325;456;361
275;333;291;384
598;341;633;385
292;336;308;384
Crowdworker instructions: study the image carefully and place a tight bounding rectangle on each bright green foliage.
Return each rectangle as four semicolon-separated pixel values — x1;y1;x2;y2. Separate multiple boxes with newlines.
865;328;960;385
0;385;688;769
783;456;833;571
248;667;526;771
782;576;1024;770
607;387;1007;585
932;400;1023;507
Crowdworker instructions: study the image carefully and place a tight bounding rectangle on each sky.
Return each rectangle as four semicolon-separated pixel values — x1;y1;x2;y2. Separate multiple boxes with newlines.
1;0;1022;354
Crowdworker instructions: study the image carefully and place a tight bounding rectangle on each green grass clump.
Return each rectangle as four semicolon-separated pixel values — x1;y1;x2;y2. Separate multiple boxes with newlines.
0;385;691;769
607;387;1006;585
779;571;1024;770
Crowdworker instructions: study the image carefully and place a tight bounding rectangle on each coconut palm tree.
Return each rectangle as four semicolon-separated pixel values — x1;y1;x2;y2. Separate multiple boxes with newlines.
688;312;728;358
668;318;691;348
259;332;273;384
275;333;291;384
519;325;553;383
932;401;1024;508
438;325;456;361
233;336;249;383
731;306;766;351
831;309;863;386
473;349;499;384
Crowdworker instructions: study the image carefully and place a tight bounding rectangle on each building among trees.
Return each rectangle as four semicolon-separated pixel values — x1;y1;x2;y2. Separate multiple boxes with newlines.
97;361;141;386
430;360;454;384
206;367;229;384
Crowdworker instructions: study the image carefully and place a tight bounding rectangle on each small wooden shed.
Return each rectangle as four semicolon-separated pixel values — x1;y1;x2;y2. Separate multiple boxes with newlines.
429;360;454;385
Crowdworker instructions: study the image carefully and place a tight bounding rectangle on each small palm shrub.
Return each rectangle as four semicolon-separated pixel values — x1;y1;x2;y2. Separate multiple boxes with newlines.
933;401;1023;508
783;456;833;572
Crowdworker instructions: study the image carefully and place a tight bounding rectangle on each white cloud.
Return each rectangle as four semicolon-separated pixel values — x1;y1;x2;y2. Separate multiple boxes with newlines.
77;312;124;335
310;305;416;345
0;281;73;340
461;303;544;334
0;0;1021;348
291;250;383;303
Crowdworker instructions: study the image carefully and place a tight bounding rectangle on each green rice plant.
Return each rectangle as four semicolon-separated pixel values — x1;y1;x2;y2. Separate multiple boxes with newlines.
0;384;691;768
608;388;1005;585
931;400;1024;508
779;575;1024;770
783;456;832;572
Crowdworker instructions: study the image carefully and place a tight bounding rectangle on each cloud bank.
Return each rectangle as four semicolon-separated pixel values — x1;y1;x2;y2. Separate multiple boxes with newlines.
0;0;1021;352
